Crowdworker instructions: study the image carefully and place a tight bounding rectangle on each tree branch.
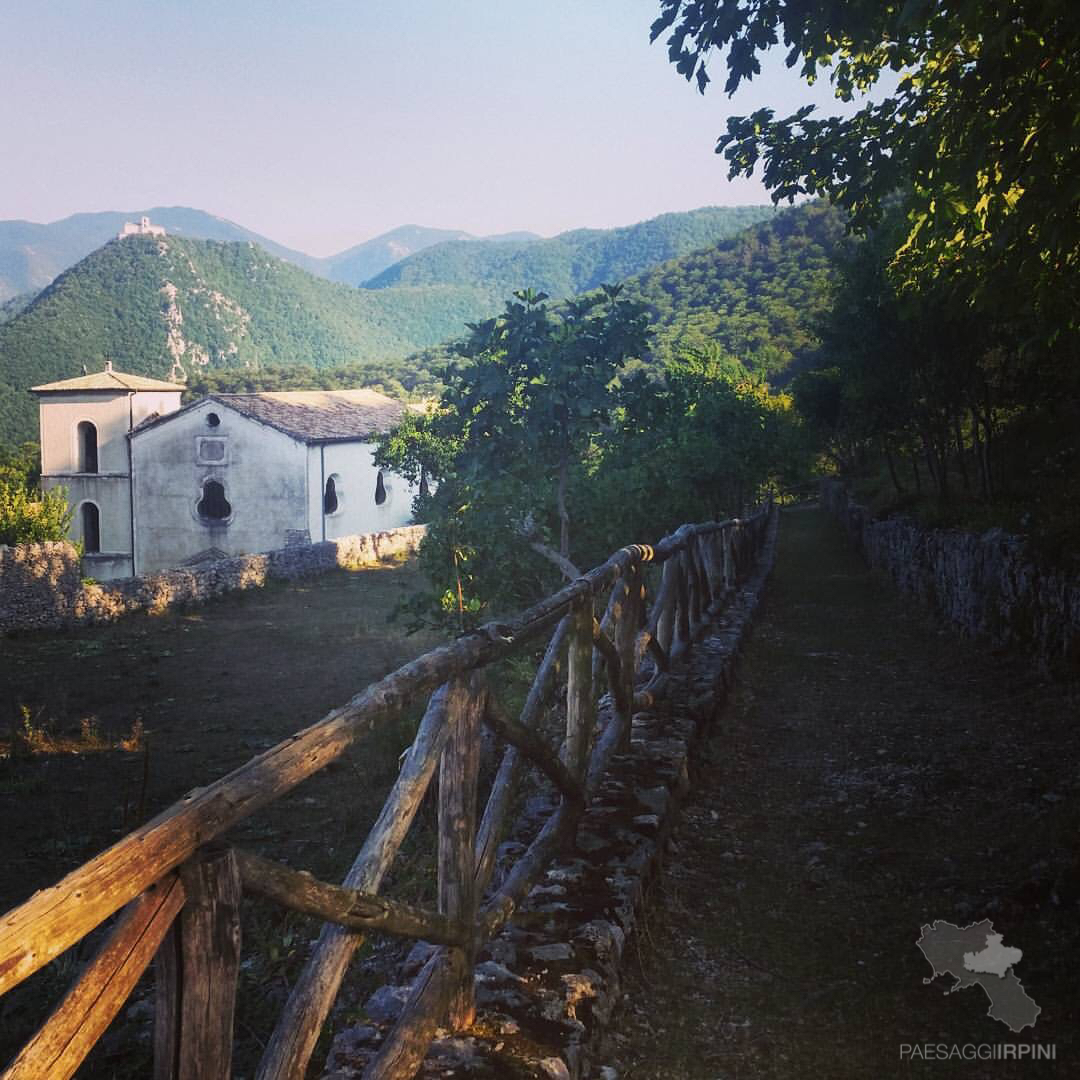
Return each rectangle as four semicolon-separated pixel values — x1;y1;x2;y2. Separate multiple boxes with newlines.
528;540;581;582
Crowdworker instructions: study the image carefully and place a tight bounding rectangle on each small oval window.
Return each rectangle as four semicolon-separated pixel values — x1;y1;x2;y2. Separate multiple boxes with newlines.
207;412;221;428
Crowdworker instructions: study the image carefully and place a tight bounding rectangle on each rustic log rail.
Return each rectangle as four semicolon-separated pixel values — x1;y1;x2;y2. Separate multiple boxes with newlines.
0;505;772;1080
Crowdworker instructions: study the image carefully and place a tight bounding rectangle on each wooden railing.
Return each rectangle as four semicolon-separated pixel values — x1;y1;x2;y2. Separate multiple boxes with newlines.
0;505;772;1080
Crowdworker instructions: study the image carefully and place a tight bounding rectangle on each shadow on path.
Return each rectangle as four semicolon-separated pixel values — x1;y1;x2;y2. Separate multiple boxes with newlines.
605;507;1078;1079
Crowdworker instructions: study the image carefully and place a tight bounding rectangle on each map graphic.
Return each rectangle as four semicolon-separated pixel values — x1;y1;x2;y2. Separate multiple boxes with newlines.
917;920;1040;1033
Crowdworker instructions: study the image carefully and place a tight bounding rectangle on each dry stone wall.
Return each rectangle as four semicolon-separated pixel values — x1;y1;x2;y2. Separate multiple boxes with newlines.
822;479;1080;671
0;525;426;634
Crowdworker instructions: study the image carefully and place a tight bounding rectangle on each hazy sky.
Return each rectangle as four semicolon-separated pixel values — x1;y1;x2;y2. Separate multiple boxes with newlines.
2;1;878;256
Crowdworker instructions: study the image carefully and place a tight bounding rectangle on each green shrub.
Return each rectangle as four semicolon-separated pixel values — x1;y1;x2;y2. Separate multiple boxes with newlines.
0;444;72;545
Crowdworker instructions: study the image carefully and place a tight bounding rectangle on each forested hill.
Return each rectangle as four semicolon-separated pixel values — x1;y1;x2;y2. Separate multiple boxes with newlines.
401;202;849;384
0;203;843;446
0;209;540;301
188;203;849;420
364;206;776;297
0;235;493;445
0;206;325;301
324;225;541;287
622;201;849;379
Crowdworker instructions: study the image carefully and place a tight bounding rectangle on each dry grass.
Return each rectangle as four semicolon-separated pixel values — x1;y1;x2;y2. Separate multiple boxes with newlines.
3;705;146;758
0;558;447;1077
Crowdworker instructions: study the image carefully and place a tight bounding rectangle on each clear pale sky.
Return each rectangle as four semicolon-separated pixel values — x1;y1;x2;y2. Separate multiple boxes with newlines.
1;0;873;256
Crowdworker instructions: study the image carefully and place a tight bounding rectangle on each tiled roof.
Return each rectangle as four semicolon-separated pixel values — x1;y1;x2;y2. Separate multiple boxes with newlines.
32;368;184;393
211;389;405;442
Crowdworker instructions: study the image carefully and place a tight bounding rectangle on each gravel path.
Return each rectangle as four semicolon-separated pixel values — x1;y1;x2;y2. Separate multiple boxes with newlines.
602;507;1078;1079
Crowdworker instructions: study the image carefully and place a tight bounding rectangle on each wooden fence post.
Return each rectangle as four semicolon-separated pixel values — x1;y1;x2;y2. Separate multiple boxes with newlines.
613;567;639;751
565;599;595;781
687;537;705;630
257;687;453;1080
438;674;484;1029
674;549;692;653
655;557;678;660
4;875;185;1080
154;848;241;1080
474;614;570;896
695;533;716;610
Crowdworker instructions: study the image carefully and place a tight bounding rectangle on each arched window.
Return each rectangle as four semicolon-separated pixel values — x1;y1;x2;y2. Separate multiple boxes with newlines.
324;474;340;515
197;479;231;522
419;467;430;498
374;470;387;506
81;502;101;553
77;421;98;473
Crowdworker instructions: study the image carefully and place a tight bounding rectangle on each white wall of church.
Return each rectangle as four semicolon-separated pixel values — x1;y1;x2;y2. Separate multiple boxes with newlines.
132;399;309;573
37;388;182;580
306;442;415;542
38;390;181;476
39;473;134;579
61;477;131;550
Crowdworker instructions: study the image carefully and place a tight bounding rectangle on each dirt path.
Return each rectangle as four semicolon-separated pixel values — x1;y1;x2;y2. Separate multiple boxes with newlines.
604;507;1078;1079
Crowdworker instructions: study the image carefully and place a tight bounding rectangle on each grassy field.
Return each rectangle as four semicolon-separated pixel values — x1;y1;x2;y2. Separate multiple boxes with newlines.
1;559;450;1076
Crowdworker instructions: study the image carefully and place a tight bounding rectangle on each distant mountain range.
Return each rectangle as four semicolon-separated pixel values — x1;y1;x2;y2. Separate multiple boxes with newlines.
0;207;322;301
0;208;545;301
0;203;817;446
0;203;778;304
365;206;776;299
323;225;542;287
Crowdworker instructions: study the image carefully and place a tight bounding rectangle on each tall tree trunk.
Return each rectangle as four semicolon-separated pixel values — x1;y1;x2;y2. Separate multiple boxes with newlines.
929;414;950;498
936;440;949;498
953;411;970;491
920;428;938;489
977;403;997;499
922;429;948;499
556;454;570;560
883;437;905;495
970;407;989;501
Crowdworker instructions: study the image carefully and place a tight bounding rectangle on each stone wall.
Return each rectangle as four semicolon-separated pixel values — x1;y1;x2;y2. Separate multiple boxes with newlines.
0;525;426;634
822;479;1080;671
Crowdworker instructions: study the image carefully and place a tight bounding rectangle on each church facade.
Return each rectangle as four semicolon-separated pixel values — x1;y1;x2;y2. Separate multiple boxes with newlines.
34;365;417;580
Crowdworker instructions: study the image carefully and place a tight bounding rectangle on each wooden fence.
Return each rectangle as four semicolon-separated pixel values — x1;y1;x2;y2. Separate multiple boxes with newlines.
0;506;772;1080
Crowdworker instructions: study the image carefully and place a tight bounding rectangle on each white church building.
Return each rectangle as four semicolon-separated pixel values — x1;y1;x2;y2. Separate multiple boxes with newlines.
33;363;417;580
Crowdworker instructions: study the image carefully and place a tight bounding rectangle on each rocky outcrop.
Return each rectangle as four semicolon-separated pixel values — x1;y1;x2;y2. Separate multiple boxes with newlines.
822;480;1080;671
0;525;426;634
